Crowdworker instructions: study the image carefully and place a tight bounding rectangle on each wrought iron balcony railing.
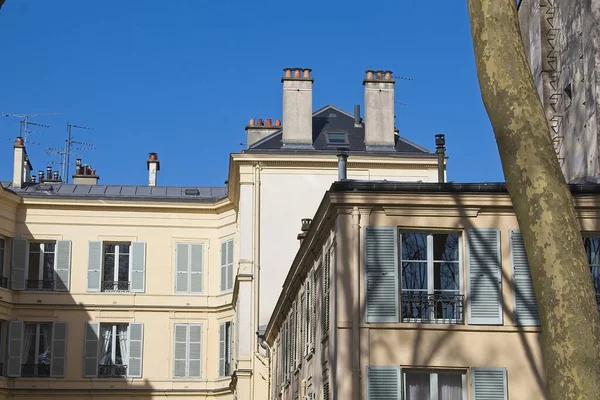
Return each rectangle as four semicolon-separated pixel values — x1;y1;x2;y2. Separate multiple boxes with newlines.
0;276;8;289
25;279;54;291
21;364;50;377
102;281;130;292
401;292;464;324
98;364;127;378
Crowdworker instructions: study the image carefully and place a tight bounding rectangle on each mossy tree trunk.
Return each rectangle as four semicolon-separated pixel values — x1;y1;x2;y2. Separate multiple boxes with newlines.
467;1;600;398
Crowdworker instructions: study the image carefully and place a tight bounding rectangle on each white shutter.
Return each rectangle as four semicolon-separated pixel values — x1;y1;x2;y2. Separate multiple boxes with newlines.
227;240;234;290
7;321;23;377
220;242;227;291
130;242;146;293
51;322;68;377
467;229;503;325
471;368;508;400
173;324;188;378
175;243;189;293
83;322;99;377
510;231;540;326
188;324;202;378
366;366;401;400
87;241;102;292
310;269;316;352
10;239;27;290
127;323;144;378
365;227;399;322
190;244;203;294
54;240;71;291
218;322;226;376
323;251;331;334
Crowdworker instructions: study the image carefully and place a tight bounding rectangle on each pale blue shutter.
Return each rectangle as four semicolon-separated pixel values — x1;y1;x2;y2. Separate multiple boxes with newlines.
175;243;189;293
130;242;146;293
323;252;330;334
83;322;99;377
10;239;27;290
219;322;226;376
189;324;202;378
220;242;227;291
173;324;187;377
87;241;102;292
365;227;398;323
127;323;144;378
51;322;68;377
471;368;508;400
190;244;203;294
227;240;234;290
7;321;23;377
310;269;316;352
510;231;540;326
366;366;401;400
467;229;503;325
54;240;71;291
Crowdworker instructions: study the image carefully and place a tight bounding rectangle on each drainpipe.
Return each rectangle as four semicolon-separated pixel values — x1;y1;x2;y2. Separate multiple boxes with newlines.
351;206;361;400
252;163;262;400
337;149;349;181
435;134;446;183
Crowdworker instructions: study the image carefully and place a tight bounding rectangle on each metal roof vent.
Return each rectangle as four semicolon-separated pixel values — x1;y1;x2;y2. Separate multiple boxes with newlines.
184;188;200;196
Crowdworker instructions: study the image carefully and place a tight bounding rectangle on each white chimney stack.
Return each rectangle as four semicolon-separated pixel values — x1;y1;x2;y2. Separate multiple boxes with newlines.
12;137;27;188
282;67;313;148
364;70;396;151
147;152;160;187
246;118;281;148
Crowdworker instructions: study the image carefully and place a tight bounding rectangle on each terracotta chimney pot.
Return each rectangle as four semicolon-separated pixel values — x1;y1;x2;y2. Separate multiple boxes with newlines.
266;118;272;127
275;119;281;127
293;69;301;79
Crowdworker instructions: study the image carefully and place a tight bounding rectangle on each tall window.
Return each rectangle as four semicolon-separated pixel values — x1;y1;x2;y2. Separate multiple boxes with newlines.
403;370;465;400
26;242;55;290
0;238;6;288
220;240;234;292
173;324;202;378
99;323;128;378
219;321;232;376
583;237;600;310
102;243;130;292
22;323;52;377
400;232;463;323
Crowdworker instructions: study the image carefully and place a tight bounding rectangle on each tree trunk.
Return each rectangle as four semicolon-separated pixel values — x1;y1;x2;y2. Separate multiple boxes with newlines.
467;1;600;399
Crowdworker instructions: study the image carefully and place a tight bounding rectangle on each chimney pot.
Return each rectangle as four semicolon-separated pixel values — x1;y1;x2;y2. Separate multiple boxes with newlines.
293;69;301;79
149;152;158;161
30;176;36;183
337;149;349;181
275;119;281;127
354;104;361;127
38;171;44;183
46;167;52;180
301;218;312;232
302;68;311;79
284;68;292;78
249;118;255;126
53;171;59;180
385;71;392;80
15;137;24;147
376;71;383;80
435;134;446;183
366;70;374;80
147;152;160;187
266;118;272;127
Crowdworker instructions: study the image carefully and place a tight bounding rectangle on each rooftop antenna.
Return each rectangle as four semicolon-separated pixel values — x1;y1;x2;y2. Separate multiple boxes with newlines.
2;112;59;145
64;121;95;183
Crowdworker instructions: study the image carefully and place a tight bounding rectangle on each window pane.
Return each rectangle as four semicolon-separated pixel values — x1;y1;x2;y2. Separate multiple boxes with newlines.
116;325;128;365
38;323;52;365
104;244;116;254
118;255;129;282
43;242;56;253
591;266;600;295
28;252;41;281
434;262;460;291
438;373;463;400
402;262;428;290
30;243;41;252
104;254;115;281
433;233;459;261
100;324;114;365
584;237;600;265
23;324;38;364
405;372;430;400
43;252;55;281
402;233;428;261
119;244;130;254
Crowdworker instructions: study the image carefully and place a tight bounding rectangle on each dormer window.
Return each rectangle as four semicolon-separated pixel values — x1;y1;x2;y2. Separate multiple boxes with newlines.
326;132;349;146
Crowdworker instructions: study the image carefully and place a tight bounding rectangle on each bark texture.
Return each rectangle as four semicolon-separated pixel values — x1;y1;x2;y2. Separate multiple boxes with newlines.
468;1;600;399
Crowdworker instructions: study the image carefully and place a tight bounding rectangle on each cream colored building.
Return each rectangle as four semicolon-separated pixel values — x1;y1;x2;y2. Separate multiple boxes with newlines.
0;68;442;399
265;180;600;400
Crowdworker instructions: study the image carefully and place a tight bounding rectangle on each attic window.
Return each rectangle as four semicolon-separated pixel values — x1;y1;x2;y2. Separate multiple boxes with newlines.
326;132;349;146
184;189;200;196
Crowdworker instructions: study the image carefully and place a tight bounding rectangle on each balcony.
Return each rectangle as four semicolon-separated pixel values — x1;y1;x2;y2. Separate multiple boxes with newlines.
401;292;464;324
0;277;7;289
102;281;130;292
98;364;127;378
21;364;50;377
25;280;54;291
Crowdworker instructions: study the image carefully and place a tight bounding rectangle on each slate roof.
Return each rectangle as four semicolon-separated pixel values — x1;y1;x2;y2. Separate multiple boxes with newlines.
1;182;228;202
245;105;435;156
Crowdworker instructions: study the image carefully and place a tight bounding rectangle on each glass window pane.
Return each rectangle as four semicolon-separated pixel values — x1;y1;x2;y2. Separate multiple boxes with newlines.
434;262;460;291
43;253;55;281
28;253;41;281
119;244;130;254
29;243;41;252
23;324;38;364
433;233;459;261
118;255;129;282
104;244;116;254
438;373;463;400
402;262;428;290
402;233;428;261
104;254;115;282
100;324;113;365
38;323;52;365
591;266;600;295
584;237;600;265
405;372;430;400
43;242;56;253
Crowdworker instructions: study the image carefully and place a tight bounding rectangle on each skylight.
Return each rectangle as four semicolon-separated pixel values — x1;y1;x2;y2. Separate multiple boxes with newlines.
326;132;349;146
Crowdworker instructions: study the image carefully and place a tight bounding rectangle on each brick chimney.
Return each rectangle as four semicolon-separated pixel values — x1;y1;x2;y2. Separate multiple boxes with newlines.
363;70;396;151
282;67;313;149
72;159;99;185
147;152;160;187
246;118;281;147
12;137;32;188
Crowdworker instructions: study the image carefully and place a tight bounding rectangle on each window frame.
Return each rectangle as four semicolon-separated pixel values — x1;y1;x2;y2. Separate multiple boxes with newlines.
582;235;600;310
101;242;132;293
218;320;233;377
325;132;349;146
22;322;53;376
25;241;56;291
0;238;5;278
173;323;203;379
402;369;467;400
174;242;204;295
220;239;234;293
99;323;128;366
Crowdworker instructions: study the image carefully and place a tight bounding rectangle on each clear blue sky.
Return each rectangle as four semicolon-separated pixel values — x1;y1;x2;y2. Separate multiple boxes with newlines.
0;0;504;187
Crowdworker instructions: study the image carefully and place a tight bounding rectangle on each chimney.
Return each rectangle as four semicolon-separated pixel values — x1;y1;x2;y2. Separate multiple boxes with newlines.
282;67;313;149
363;70;396;151
147;152;160;187
337;149;348;181
435;134;446;183
12;137;27;188
245;118;281;147
72;161;99;185
297;218;312;245
43;166;62;184
354;104;362;127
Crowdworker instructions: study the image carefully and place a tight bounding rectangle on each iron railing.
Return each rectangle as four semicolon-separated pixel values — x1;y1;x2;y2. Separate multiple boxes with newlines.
401;292;464;324
102;281;130;292
25;279;54;291
21;364;50;377
98;364;127;378
0;277;8;289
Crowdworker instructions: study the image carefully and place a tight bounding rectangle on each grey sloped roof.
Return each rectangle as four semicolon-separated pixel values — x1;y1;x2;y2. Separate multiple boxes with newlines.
245;105;435;155
1;182;228;202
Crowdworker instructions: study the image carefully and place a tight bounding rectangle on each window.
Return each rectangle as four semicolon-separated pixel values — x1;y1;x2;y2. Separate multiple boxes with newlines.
325;132;349;146
0;238;6;288
22;323;52;377
403;370;466;400
220;240;234;292
175;243;204;294
400;232;463;323
99;324;128;378
583;237;600;311
173;324;202;378
102;243;131;292
218;321;232;376
26;242;55;290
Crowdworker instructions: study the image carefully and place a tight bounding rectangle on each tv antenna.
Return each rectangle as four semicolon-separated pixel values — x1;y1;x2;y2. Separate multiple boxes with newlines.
64;121;95;183
2;112;59;145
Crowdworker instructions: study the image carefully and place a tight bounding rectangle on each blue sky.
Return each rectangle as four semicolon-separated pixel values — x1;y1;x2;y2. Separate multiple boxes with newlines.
0;0;504;186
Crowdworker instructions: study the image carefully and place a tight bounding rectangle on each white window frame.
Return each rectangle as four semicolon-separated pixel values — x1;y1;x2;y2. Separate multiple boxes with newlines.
26;241;56;290
220;239;234;293
399;232;463;323
102;242;132;292
99;323;128;366
23;322;53;368
173;323;203;379
219;321;232;377
402;369;467;400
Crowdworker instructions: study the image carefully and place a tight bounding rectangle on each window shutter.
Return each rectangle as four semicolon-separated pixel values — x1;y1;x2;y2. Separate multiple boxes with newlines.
51;322;68;377
227;240;234;290
7;321;23;377
190;244;203;294
87;241;102;292
173;324;188;378
188;324;202;378
175;243;189;293
310;269;316;352
510;231;540;326
219;322;226;376
323;251;331;334
365;227;398;323
54;240;71;291
83;322;99;378
366;366;401;400
467;229;503;325
290;301;296;371
10;239;27;290
127;323;144;378
220;242;227;291
471;368;508;400
130;242;146;293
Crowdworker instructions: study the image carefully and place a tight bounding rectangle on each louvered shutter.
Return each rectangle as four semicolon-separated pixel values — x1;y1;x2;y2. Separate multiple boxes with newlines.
310;269;316;352
54;240;71;291
190;244;203;294
471;368;508;400
227;240;234;290
219;322;226;376
175;243;189;293
130;242;146;293
50;322;68;377
127;323;144;378
83;322;99;377
87;241;102;292
323;252;331;334
366;366;401;400
173;324;188;377
7;321;23;377
220;242;227;291
10;239;27;290
467;229;503;325
290;305;296;373
188;324;202;378
510;231;540;326
365;227;399;322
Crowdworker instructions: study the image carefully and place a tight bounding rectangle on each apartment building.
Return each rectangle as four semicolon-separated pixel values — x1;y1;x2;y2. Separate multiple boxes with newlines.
265;180;600;400
0;68;443;399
